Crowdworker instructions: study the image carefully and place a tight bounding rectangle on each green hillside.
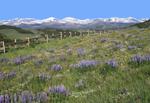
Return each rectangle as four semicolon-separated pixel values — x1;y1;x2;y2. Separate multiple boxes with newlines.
0;25;34;34
0;25;37;40
0;27;150;103
131;19;150;28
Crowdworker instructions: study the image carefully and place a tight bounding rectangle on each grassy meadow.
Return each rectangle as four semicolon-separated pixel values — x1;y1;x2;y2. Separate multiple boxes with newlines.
0;28;150;103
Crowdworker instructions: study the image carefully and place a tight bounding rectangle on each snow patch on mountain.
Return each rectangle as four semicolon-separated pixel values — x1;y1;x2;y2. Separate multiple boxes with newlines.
0;17;148;26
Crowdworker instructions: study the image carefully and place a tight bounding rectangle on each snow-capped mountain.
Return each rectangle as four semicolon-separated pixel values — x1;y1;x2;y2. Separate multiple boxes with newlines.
0;17;58;25
61;17;93;24
0;17;147;29
98;17;143;23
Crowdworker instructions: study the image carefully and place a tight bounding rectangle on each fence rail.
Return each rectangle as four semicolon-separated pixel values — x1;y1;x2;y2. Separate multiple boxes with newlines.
0;30;111;54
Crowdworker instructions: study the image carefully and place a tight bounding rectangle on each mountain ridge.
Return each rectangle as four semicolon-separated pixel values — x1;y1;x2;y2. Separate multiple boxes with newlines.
0;17;148;29
131;19;150;28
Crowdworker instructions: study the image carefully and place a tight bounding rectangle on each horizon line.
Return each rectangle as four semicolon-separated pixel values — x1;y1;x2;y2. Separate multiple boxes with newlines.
0;16;149;21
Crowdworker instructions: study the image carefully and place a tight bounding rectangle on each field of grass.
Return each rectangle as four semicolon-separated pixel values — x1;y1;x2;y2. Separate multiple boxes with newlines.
0;29;38;40
0;28;150;103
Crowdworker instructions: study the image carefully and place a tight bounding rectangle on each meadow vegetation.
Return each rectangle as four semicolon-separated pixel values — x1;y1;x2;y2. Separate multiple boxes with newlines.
0;28;150;103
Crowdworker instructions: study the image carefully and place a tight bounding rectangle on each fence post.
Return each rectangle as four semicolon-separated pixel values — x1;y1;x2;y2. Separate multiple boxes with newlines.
2;41;5;53
88;30;90;36
75;32;77;36
60;32;63;40
14;39;17;48
27;37;30;47
46;35;49;43
64;32;66;38
80;32;82;37
52;33;55;39
100;31;102;36
35;36;38;43
69;32;72;37
94;30;96;34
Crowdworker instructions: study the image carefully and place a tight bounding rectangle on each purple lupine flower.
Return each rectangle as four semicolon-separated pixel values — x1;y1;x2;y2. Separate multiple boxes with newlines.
37;92;48;102
131;54;150;65
131;55;144;64
0;95;4;103
32;94;37;102
79;60;98;68
116;44;124;49
0;72;5;80
106;59;118;68
0;71;16;80
4;94;10;103
49;64;63;71
128;46;137;50
48;85;69;96
13;93;19;103
0;58;9;63
38;73;51;81
143;55;150;62
13;57;24;65
77;48;86;57
6;71;16;79
70;60;98;69
21;91;33;103
13;55;34;65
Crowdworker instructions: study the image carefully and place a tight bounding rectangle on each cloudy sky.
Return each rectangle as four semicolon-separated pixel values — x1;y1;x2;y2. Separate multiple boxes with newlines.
0;0;149;20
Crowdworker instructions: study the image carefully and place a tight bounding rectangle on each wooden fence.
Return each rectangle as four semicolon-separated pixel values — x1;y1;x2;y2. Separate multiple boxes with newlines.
0;41;5;53
0;30;110;54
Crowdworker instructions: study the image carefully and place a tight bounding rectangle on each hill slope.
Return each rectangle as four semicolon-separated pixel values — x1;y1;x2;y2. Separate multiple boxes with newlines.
0;25;34;34
0;25;36;40
0;28;150;103
131;19;150;28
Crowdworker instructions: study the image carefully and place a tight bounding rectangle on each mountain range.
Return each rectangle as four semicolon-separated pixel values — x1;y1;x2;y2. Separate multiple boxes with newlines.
0;17;148;29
